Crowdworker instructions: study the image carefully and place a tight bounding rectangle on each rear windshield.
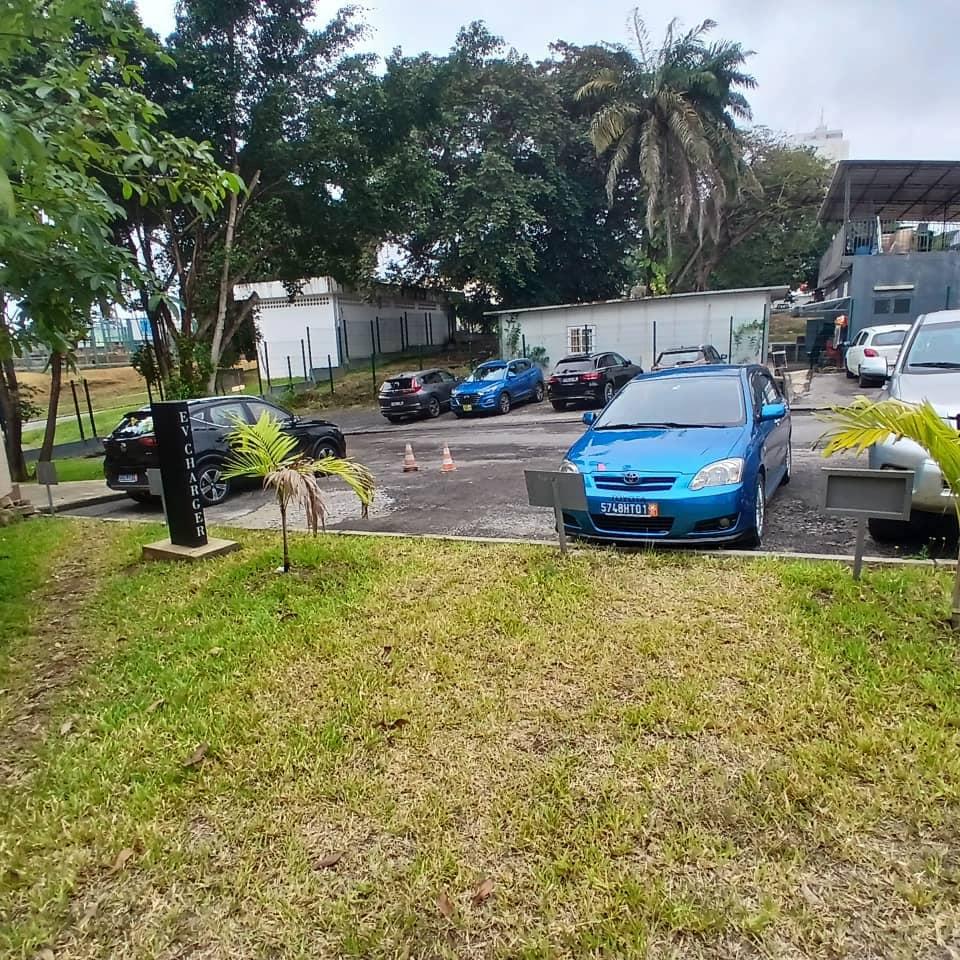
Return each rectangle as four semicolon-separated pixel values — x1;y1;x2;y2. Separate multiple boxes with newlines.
873;330;906;346
657;349;702;366
553;358;595;373
382;378;415;391
593;375;745;429
111;412;153;437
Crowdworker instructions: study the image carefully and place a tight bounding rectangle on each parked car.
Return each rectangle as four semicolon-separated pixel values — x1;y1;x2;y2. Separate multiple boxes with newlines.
867;309;960;541
652;344;725;370
449;358;544;416
558;364;790;546
843;324;911;387
103;396;345;506
547;352;643;410
378;367;460;422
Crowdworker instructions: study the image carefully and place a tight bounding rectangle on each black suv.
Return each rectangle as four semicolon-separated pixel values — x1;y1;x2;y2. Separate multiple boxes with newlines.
103;397;345;505
547;352;643;410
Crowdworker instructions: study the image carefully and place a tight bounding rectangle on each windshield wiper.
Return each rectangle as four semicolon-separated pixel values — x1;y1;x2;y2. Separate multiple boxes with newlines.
910;361;960;369
595;421;711;430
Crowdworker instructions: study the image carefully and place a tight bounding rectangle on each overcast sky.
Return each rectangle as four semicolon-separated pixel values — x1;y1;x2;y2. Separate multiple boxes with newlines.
136;0;960;160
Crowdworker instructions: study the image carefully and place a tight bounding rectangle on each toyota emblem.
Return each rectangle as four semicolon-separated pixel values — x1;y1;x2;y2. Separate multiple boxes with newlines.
624;472;640;484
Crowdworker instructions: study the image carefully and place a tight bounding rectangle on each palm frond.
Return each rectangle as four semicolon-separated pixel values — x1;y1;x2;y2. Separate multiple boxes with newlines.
575;69;621;101
223;412;298;479
820;398;960;517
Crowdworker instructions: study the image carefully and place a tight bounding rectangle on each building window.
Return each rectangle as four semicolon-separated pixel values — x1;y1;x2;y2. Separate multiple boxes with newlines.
893;297;912;314
873;298;891;314
567;325;596;354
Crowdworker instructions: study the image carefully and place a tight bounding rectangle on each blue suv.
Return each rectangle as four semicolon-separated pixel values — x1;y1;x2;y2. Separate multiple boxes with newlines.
450;359;545;417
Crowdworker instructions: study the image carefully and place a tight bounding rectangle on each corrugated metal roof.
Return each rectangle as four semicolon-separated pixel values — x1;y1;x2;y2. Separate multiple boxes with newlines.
819;160;960;223
483;286;789;317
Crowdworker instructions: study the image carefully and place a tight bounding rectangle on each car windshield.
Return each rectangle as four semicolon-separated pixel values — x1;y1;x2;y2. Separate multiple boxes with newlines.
873;330;906;347
593;375;745;429
470;364;506;382
554;358;594;373
111;411;153;436
904;321;960;369
657;349;701;366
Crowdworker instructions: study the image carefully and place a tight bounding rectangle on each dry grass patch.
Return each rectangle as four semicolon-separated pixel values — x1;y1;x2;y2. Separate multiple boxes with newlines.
1;524;959;958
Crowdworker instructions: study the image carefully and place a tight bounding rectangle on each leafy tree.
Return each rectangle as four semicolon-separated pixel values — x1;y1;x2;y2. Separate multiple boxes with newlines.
576;11;756;289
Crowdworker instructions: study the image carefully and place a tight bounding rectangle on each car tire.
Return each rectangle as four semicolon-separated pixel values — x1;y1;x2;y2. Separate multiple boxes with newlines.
533;382;545;403
197;461;230;506
858;372;876;388
386;416;402;424
498;391;511;415
313;440;341;460
740;473;766;548
845;364;856;379
551;400;566;412
453;410;466;419
780;437;792;486
127;492;159;505
867;516;915;544
426;396;441;418
602;381;614;405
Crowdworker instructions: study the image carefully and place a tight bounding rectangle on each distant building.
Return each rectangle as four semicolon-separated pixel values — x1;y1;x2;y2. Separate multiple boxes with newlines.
796;118;850;163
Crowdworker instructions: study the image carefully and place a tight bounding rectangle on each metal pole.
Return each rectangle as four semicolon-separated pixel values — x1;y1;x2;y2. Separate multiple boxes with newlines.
852;516;867;580
82;379;97;437
255;350;263;395
327;354;334;396
301;339;308;383
69;380;86;442
419;341;423;371
376;316;382;354
286;355;293;386
552;478;567;556
369;319;376;366
158;376;165;402
371;348;377;396
263;348;272;391
306;327;314;380
426;312;431;346
728;316;734;362
402;311;408;351
522;333;527;358
652;320;657;365
45;483;55;515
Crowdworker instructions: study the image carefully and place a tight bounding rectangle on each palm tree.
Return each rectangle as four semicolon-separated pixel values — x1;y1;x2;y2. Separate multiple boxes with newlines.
576;10;756;284
223;413;375;573
822;397;960;625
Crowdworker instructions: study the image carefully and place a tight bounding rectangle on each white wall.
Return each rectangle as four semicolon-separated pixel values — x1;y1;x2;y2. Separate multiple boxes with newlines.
256;298;337;383
337;296;443;361
498;291;775;369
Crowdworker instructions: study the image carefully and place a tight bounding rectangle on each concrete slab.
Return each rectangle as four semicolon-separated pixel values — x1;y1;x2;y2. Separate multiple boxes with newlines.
142;537;240;562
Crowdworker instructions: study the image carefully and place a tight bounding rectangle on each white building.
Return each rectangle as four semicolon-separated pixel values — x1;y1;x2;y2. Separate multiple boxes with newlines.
796;119;850;164
233;277;451;381
487;287;788;370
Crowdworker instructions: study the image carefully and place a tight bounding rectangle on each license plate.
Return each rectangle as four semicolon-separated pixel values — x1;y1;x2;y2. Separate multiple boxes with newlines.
463;404;473;412
599;500;659;517
391;401;403;407
118;473;138;484
562;376;578;383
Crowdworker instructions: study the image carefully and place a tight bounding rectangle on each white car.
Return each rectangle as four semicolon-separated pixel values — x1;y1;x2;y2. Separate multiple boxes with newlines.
844;324;911;387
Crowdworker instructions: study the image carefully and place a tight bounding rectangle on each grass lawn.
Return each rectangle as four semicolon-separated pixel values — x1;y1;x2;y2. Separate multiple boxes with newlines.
21;401;145;450
2;521;960;958
21;455;105;484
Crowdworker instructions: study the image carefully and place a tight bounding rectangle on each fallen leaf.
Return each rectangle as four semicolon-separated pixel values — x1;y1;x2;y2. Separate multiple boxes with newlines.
59;719;74;736
437;892;455;919
209;647;223;656
377;718;408;731
35;949;54;960
182;742;209;768
315;851;344;869
146;698;165;714
471;877;495;906
108;848;135;875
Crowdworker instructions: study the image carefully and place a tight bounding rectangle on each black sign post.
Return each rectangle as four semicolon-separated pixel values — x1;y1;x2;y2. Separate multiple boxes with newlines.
142;403;238;562
151;401;208;547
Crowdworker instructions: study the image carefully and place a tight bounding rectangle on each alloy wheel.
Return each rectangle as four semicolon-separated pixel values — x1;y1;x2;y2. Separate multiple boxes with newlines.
603;382;614;404
754;476;766;538
199;465;229;505
428;396;441;418
499;392;511;414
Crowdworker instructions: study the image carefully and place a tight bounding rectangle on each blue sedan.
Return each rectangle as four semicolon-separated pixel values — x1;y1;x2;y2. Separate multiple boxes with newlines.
558;365;791;546
450;358;545;416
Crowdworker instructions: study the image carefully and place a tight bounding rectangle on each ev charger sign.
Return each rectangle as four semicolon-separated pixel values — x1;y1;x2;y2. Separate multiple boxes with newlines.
151;401;208;548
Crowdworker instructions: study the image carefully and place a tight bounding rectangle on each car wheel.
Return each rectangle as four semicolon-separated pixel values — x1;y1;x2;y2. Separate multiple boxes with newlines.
845;364;856;379
868;516;916;544
386;416;402;424
602;381;614;405
498;391;511;415
127;492;159;505
550;400;566;412
426;396;441;418
780;438;792;486
453;410;466;419
741;473;766;548
198;462;230;506
313;440;340;460
858;372;875;388
533;382;545;403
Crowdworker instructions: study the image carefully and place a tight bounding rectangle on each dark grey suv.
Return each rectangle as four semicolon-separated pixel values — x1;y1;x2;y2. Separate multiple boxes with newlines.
378;367;461;422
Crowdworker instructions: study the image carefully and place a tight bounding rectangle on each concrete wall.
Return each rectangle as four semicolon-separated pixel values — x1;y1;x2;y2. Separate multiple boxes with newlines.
848;252;960;338
495;290;777;370
255;296;338;384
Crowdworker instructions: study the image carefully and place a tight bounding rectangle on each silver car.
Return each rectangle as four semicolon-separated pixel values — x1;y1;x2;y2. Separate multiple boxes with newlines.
868;309;960;540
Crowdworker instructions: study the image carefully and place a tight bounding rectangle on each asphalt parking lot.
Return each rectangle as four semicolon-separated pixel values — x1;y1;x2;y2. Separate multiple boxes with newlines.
63;378;922;557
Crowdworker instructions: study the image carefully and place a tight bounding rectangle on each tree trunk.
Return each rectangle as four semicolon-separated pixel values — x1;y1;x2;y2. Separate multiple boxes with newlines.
279;500;290;572
206;172;240;395
0;354;28;483
39;352;63;465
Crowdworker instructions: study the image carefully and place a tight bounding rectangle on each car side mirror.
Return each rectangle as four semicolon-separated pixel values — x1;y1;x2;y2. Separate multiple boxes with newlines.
582;411;597;426
759;401;787;421
720;353;728;361
622;360;630;366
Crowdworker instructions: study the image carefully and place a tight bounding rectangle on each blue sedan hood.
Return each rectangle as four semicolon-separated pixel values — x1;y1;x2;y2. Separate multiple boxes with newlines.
567;426;747;474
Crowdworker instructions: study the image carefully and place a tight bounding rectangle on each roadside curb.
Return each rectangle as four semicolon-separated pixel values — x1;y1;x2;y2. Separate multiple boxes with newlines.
341;415;584;437
40;491;127;514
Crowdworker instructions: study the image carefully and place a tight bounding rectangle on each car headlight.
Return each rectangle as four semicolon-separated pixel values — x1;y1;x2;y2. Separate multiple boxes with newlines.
559;459;580;474
689;458;744;490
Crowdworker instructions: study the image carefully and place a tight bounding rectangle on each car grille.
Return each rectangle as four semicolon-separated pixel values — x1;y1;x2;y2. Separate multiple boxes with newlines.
593;474;676;492
590;514;674;534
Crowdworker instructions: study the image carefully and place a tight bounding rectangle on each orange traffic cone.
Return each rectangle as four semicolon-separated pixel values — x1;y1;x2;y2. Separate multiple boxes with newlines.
440;444;457;473
402;443;419;472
